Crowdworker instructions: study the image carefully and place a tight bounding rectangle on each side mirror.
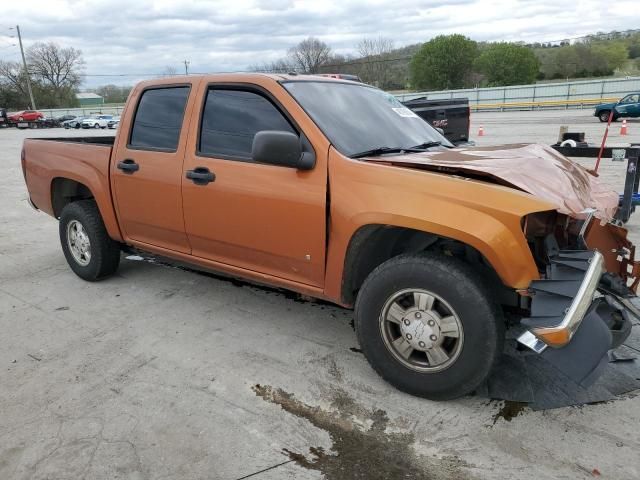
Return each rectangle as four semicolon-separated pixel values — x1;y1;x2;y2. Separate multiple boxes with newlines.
252;131;315;170
434;127;445;135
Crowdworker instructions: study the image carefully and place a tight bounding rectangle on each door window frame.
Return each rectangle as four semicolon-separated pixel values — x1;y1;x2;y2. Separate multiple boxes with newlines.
126;83;192;153
195;83;304;163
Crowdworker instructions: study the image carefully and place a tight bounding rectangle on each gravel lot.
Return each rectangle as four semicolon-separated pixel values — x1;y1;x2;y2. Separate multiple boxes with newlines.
1;111;640;480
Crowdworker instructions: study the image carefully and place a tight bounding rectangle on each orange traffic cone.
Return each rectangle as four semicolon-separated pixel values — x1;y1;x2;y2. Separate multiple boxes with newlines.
478;125;484;136
620;119;628;136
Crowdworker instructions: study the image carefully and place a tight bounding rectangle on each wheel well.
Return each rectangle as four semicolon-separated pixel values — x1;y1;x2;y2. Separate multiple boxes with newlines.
51;178;94;218
341;225;515;307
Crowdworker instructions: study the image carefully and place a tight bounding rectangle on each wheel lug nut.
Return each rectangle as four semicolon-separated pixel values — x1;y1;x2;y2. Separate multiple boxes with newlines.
415;312;422;319
427;320;435;326
429;334;437;341
403;319;410;326
418;341;426;348
406;334;412;340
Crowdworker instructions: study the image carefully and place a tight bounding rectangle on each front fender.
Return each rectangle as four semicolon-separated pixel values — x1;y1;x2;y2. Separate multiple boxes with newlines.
323;149;554;304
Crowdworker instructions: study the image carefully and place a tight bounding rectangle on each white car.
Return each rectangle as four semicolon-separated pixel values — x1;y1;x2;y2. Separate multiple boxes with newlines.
81;116;110;129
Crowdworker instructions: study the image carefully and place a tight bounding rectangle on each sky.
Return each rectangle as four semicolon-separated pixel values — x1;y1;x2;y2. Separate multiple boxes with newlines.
1;0;638;88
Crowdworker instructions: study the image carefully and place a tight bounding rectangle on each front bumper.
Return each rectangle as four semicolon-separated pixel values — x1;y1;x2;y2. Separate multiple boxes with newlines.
517;250;634;386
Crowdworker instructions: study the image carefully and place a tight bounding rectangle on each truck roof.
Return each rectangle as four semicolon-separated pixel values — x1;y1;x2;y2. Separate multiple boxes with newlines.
134;72;359;90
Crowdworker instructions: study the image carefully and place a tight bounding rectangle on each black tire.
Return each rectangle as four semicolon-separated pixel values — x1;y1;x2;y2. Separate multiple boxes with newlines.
599;110;612;122
59;200;121;281
354;253;504;400
94;123;100;129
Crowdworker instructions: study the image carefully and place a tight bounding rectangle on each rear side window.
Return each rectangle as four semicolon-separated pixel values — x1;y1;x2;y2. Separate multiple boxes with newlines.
129;87;190;151
199;89;295;159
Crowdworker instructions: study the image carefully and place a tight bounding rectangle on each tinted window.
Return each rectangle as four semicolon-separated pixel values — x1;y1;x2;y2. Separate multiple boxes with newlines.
130;87;189;151
199;89;295;158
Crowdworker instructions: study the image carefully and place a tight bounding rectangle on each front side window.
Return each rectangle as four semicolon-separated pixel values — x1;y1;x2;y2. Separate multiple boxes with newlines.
199;89;295;159
129;86;190;151
621;94;639;104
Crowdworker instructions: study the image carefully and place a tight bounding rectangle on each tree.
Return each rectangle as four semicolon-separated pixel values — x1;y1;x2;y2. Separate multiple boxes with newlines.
162;65;177;76
249;57;293;73
287;37;332;73
26;42;84;107
627;33;640;59
475;43;539;86
355;37;395;88
0;60;30;102
410;35;478;90
95;84;132;104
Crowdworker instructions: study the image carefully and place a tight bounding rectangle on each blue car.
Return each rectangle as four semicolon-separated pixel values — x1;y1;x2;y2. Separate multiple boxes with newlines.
594;93;640;122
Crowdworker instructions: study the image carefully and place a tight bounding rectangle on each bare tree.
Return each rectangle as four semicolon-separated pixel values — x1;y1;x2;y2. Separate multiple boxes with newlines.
287;37;332;73
0;60;29;99
356;37;395;87
162;65;177;76
26;42;84;104
249;58;293;73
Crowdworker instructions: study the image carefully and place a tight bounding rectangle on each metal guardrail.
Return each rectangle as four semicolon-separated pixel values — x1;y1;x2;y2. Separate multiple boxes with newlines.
471;97;620;111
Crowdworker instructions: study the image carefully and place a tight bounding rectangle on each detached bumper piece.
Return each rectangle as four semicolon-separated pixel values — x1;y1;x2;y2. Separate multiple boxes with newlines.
517;250;634;386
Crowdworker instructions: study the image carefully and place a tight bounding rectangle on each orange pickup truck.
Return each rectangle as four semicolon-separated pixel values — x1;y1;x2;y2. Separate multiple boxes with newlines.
22;74;639;400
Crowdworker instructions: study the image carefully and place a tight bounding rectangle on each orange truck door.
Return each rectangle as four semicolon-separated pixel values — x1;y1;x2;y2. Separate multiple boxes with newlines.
182;82;328;287
111;81;199;253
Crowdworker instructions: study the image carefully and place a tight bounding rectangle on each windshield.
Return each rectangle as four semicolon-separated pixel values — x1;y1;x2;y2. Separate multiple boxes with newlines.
282;81;453;157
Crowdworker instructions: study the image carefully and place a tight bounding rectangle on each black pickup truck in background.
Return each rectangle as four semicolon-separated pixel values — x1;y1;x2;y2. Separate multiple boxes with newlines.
402;97;470;145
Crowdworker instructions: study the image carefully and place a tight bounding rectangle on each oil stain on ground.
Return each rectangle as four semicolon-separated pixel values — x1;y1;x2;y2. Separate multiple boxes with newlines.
491;400;528;425
253;384;472;480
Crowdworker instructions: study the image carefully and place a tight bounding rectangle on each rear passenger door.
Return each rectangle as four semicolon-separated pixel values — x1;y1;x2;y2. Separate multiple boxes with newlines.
111;82;198;253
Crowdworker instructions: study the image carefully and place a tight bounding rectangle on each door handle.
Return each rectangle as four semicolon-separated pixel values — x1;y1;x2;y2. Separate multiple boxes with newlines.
186;167;215;185
117;159;139;173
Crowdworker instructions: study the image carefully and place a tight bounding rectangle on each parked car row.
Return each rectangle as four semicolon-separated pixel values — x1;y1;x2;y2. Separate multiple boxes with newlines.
62;114;120;129
1;109;120;130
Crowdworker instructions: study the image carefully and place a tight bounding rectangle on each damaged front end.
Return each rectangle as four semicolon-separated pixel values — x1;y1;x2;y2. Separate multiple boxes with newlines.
518;211;639;386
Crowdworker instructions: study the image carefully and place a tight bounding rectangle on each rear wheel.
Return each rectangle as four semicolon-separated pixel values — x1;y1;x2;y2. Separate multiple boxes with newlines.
355;253;504;400
59;200;121;281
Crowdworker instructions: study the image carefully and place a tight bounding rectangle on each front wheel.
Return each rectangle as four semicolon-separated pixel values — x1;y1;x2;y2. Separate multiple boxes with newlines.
94;123;100;129
59;200;121;281
354;254;504;400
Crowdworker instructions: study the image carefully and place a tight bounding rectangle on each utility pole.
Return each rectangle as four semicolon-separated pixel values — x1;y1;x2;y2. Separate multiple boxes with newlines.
183;60;190;75
15;25;36;110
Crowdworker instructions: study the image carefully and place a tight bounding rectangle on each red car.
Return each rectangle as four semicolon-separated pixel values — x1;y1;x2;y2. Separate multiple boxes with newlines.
8;110;44;122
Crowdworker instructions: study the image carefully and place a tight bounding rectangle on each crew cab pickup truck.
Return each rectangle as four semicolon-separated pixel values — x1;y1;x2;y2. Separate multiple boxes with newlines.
594;93;640;122
22;74;639;400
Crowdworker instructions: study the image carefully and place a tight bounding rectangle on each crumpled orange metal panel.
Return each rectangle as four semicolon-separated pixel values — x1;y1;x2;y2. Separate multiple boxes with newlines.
363;143;619;221
586;221;640;292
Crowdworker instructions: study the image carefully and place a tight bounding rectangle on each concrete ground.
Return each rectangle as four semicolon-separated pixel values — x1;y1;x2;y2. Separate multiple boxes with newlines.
1;111;640;480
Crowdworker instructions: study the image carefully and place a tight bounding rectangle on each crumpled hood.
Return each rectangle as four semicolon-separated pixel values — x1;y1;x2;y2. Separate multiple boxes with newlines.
363;143;618;221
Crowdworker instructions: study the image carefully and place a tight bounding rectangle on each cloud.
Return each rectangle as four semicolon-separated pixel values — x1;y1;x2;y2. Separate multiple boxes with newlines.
1;0;637;87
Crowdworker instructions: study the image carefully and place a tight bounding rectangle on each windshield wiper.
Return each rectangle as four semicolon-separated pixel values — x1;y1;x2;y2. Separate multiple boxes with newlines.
409;141;445;149
350;146;425;159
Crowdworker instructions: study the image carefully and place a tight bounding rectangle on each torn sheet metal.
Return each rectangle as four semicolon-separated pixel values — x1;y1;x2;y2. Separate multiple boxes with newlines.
363;144;619;221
